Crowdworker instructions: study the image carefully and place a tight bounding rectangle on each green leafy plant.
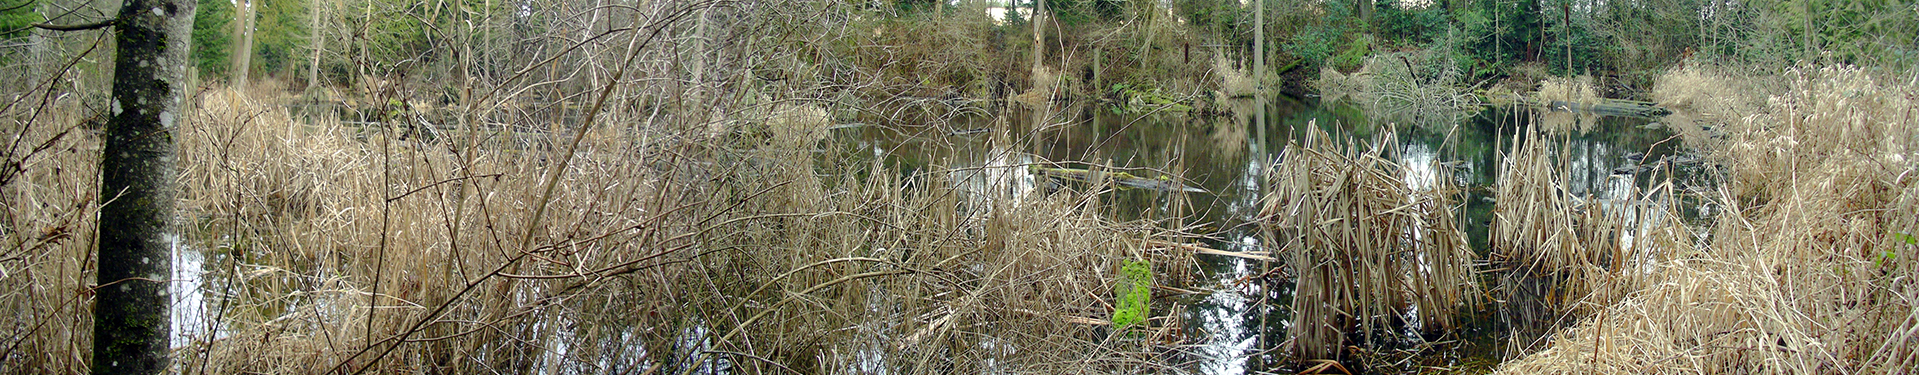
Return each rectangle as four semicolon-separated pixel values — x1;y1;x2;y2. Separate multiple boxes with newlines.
1111;258;1152;331
1880;232;1915;268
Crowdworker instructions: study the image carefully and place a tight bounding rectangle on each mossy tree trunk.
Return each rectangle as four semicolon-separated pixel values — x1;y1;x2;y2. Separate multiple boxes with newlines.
94;0;194;372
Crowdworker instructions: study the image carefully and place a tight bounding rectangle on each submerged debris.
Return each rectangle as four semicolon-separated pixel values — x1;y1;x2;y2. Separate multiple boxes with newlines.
1032;166;1207;193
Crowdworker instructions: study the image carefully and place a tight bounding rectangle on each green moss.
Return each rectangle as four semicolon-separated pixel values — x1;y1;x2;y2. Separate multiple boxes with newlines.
1111;259;1152;331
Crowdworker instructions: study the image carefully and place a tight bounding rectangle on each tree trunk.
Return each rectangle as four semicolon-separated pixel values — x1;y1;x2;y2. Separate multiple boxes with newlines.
1031;0;1044;77
306;0;324;94
93;0;194;372
231;0;254;90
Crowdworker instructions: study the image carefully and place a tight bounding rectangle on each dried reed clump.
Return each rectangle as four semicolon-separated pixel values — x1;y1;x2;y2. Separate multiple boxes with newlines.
630;161;1199;374
1315;52;1480;126
1314;66;1366;103
766;103;830;150
1260;123;1480;362
1495;65;1918;374
181;90;358;226
1534;76;1599;106
756;102;831;211
1012;65;1060;110
1534;76;1600;133
1723;65;1916;202
1214;53;1258;98
1489;126;1684;316
1490;128;1592;278
1650;65;1758;121
1649;65;1765;146
1410;161;1480;332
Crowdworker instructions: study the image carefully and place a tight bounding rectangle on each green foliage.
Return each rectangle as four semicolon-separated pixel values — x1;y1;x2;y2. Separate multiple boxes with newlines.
893;0;943;14
1768;0;1919;67
192;0;233;78
1283;0;1358;70
250;0;307;75
999;0;1027;26
1328;34;1373;72
1171;0;1226;33
1110;259;1152;331
369;0;507;69
1373;0;1447;46
1;0;40;40
1462;0;1540;73
1536;0;1603;75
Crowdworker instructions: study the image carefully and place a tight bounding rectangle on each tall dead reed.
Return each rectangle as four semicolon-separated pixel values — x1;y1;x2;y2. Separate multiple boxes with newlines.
1260;123;1479;362
1490;127;1594;282
0;71;102;373
1495;65;1917;374
1489;122;1692;328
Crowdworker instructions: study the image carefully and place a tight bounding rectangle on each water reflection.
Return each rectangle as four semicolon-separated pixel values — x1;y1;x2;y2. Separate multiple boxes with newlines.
950;147;1035;211
170;234;217;351
1190;249;1258;375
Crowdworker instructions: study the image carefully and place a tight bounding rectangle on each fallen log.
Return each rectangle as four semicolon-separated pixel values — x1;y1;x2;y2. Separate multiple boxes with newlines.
1476;90;1672;118
1031;166;1208;193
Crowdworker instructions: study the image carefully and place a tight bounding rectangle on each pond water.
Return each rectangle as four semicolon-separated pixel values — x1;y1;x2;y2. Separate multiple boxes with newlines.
850;95;1701;374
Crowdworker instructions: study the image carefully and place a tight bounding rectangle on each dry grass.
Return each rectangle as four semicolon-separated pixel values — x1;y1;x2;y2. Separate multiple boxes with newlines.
149;82;1201;374
1650;65;1767;146
1;3;1210;373
1534;76;1601;133
1534;76;1599;106
1495;65;1918;374
0;76;101;374
1315;66;1367;103
1214;53;1258;98
1260;123;1480;362
1313;52;1481;127
1489;126;1619;296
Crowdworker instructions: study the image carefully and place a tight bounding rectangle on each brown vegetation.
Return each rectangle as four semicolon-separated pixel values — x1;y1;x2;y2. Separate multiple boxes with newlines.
0;3;1215;373
1495;65;1917;374
1260;123;1480;362
1313;52;1481;126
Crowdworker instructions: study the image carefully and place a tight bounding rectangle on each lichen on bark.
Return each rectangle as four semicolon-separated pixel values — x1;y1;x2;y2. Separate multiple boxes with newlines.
92;0;195;373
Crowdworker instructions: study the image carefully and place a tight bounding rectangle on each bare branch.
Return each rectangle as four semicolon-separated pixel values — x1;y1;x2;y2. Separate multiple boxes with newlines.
30;19;115;31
